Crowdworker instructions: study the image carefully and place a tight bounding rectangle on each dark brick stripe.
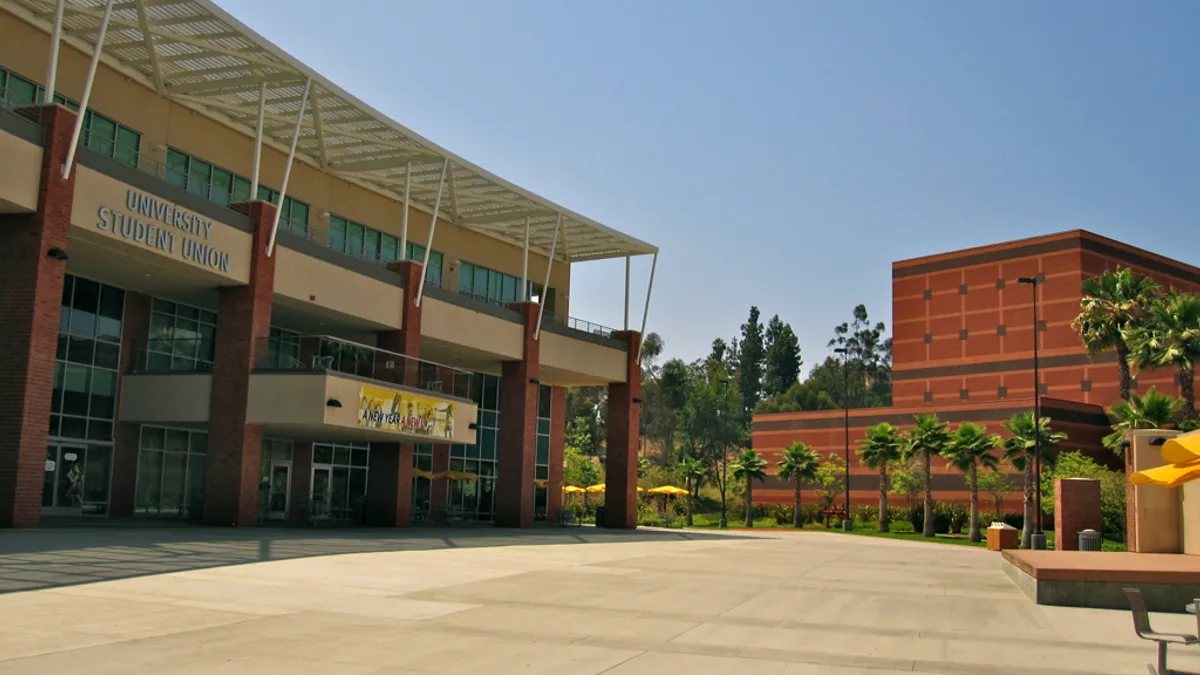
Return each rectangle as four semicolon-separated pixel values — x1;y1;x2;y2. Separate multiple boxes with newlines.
893;236;1080;278
893;352;1117;381
754;400;1106;432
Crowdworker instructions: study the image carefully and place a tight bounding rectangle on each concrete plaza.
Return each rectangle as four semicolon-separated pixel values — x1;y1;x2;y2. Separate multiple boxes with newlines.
1;526;1198;674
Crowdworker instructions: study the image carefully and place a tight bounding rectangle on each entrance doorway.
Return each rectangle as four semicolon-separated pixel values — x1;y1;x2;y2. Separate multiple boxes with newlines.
260;461;291;521
311;465;332;521
42;443;94;516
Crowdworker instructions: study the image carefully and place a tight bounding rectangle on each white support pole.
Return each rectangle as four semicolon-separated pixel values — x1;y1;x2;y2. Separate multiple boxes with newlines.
534;214;562;341
264;78;311;257
521;216;530;300
43;0;65;104
399;161;411;255
624;255;631;331
414;159;449;307
637;252;658;362
249;81;267;197
62;0;116;180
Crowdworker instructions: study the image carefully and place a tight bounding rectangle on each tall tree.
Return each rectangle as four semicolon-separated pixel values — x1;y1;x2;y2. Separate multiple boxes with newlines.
764;315;802;397
675;372;743;527
902;414;952;537
829;304;891;394
1072;268;1160;401
856;423;904;532
738;307;766;420
1103;387;1185;453
677;456;706;526
1126;291;1200;415
776;441;821;528
944;422;1002;543
1002;412;1068;549
731;449;769;527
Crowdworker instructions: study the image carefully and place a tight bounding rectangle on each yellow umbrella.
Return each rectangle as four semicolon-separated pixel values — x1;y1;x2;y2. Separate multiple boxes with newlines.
432;470;477;481
562;485;586;494
648;485;688;496
534;479;548;488
586;484;606;493
413;469;434;480
1130;432;1200;488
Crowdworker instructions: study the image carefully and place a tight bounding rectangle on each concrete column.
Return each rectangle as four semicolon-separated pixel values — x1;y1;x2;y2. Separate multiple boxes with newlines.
495;302;540;528
605;331;642;529
364;260;424;527
111;291;152;517
288;441;313;524
203;200;277;526
546;386;567;524
0;105;77;528
1054;477;1102;551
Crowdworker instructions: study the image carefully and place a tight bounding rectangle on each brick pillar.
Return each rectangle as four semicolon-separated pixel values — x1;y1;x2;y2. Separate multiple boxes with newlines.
1055;478;1102;551
203;201;276;526
546;386;567;524
605;331;642;530
0;105;77;528
496;302;540;528
288;442;312;525
430;445;450;523
364;261;423;527
111;291;152;517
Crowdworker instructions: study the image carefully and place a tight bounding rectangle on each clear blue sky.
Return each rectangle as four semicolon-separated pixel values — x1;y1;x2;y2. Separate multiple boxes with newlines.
220;0;1200;369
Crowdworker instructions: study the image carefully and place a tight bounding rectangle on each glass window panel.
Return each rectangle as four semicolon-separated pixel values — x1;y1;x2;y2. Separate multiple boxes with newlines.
467;444;479;459
7;75;37;105
539;385;552;419
61;364;90;416
537;419;551;436
49;414;61;437
257;185;276;203
89;369;116;419
536;466;549;481
51;362;64;414
142;426;166;450
483;376;499;411
60;415;87;439
60;275;74;331
83;446;112;505
86;114;116;156
482;411;498;428
347;222;364;257
333;447;350;466
232;176;252;203
66;336;94;365
160;451;187;514
136;449;163;512
211;169;232;206
427;252;443;286
488;271;503;302
481;429;496;460
70;278;100;337
364;229;379;261
329;217;347;253
94;342;120;371
57;334;68;361
152;298;175;314
115;127;140;168
351;448;368;467
380;234;398;262
536;435;550;465
187;160;212;199
314;445;333;464
177;305;199;320
88;420;112;442
272;442;292;462
503;275;518;304
165;429;189;453
96;285;124;342
459;263;474;294
287;200;308;235
349;468;367;506
191;432;208;455
186;453;206;513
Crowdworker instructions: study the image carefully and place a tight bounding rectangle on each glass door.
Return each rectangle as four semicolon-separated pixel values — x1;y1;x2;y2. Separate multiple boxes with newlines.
42;444;90;516
311;465;332;521
267;463;290;520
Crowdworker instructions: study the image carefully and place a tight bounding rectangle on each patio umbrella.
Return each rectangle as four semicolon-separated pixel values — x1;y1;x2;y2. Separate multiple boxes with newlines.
432;470;477;481
585;484;606;493
413;469;434;480
562;485;586;494
1130;431;1200;488
648;485;688;496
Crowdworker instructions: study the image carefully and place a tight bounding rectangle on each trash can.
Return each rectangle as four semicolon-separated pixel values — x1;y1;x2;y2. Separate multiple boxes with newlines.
595;505;606;528
1078;528;1102;551
986;522;1019;551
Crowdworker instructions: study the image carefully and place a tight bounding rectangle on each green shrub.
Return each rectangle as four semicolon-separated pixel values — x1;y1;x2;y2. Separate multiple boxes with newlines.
1040;451;1126;537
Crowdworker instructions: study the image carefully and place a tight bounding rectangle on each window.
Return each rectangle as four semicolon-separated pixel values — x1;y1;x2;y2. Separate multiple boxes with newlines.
164;147;309;231
312;441;369;521
444;373;501;521
534;384;552;521
146;298;217;371
458;261;531;306
325;213;443;281
52;275;124;444
412;444;434;520
406;242;443;286
135;425;207;517
0;66;141;167
265;326;301;368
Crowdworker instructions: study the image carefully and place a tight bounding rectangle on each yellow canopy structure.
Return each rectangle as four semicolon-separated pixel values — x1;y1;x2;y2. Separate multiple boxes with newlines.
1129;431;1200;488
584;484;645;493
432;470;477;481
562;485;586;494
648;485;689;496
413;469;434;480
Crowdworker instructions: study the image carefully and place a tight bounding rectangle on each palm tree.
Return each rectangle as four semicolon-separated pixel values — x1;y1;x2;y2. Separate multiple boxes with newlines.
856;423;904;532
902;414;952;537
1072;268;1160;401
1103;387;1185;453
677;456;705;526
776;442;821;528
1002;412;1068;549
1126;291;1200;415
730;449;768;528
944;422;1002;543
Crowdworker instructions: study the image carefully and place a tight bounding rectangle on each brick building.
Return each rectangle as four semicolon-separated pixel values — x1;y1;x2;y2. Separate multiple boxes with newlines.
0;1;654;529
753;230;1200;510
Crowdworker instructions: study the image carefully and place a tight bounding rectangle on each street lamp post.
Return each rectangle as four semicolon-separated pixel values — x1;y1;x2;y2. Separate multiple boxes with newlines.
834;347;853;531
718;377;730;529
1017;276;1047;550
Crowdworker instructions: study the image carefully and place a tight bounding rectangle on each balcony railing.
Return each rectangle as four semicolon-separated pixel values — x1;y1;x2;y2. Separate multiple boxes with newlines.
127;338;215;374
252;334;472;399
543;311;616;339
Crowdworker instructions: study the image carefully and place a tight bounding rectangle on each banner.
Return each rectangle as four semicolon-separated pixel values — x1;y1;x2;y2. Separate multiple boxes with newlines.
357;384;456;439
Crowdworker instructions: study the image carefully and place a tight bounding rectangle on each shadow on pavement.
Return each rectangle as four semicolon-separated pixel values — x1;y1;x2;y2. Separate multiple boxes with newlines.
0;521;740;594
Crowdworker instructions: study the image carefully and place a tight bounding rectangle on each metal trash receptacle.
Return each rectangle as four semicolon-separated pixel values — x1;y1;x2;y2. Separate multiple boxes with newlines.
595;505;606;528
986;522;1019;551
1078;528;1102;551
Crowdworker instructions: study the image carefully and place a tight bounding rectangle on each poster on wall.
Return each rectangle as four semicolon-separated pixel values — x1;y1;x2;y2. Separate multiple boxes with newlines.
357;384;455;439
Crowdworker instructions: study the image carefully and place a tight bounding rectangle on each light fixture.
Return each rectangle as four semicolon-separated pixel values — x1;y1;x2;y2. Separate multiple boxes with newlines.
325;399;342;408
529;377;540;385
47;248;68;261
468;423;479;430
631;397;642;404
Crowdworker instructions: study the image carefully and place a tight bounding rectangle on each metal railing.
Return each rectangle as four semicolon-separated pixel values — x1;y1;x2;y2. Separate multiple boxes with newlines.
127;338;215;373
252;334;472;399
543;311;616;339
0;88;46;128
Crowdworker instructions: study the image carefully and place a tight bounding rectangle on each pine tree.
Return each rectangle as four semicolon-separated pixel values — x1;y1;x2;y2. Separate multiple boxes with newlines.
764;314;802;397
738;307;766;420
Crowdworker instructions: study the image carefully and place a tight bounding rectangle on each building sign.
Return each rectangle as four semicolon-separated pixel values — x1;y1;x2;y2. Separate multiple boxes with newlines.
95;189;232;274
357;384;455;439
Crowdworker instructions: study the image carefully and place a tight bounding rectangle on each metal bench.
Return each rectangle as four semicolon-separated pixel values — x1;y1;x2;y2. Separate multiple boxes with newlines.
1125;587;1198;674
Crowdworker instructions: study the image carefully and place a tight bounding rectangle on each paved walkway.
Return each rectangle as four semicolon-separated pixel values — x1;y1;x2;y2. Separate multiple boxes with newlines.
1;526;1198;674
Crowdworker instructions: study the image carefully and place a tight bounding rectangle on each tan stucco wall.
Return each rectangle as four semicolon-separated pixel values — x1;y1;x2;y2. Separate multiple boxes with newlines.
0;13;572;312
0;131;41;212
540;331;626;383
422;298;523;361
274;247;402;329
1183;479;1200;556
1130;430;1183;554
247;373;328;425
119;374;211;423
71;165;252;283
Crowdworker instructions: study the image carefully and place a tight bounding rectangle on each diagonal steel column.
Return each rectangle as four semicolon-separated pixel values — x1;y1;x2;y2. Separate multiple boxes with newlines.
62;0;116;180
264;78;311;257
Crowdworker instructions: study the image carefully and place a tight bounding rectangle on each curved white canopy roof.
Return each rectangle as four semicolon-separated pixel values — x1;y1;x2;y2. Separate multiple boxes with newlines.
3;0;658;262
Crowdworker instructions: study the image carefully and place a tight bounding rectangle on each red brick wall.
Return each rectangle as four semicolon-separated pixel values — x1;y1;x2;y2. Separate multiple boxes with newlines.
605;331;642;529
546;385;567;523
496;302;540;527
288;442;312;524
1055;478;1102;550
0;105;77;528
